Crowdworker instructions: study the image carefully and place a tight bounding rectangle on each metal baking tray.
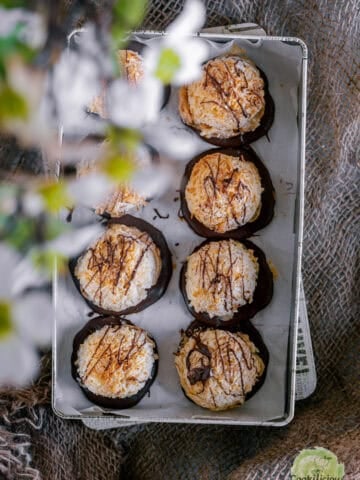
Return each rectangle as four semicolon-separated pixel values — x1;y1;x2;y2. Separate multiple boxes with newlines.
52;30;307;426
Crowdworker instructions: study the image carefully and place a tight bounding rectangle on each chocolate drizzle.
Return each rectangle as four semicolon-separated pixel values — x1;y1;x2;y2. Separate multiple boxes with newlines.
69;215;172;316
176;321;269;410
180;147;275;240
180;56;274;147
71;316;158;409
180;238;273;326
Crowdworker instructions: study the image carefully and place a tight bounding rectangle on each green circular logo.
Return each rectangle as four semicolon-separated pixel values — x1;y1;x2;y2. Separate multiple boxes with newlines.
291;447;345;480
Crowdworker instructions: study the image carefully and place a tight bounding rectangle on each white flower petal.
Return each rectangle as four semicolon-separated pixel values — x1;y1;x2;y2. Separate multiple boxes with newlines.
0;334;39;388
12;256;48;296
131;163;173;199
22;191;44;216
13;292;52;348
166;0;206;37
106;76;162;128
45;223;103;257
143;125;200;160
0;8;45;48
53;50;101;133
68;173;112;208
0;244;21;299
171;40;209;84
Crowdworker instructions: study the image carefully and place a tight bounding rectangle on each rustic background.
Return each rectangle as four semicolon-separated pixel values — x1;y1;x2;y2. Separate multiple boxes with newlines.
0;0;359;478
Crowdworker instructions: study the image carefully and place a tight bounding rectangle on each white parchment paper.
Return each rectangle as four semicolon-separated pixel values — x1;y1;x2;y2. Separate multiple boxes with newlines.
54;36;304;424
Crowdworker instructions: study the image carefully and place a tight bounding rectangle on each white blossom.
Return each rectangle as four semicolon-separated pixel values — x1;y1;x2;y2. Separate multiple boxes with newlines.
43;223;103;258
0;244;51;387
0;7;46;48
142;0;208;86
106;75;163;128
67;172;112;210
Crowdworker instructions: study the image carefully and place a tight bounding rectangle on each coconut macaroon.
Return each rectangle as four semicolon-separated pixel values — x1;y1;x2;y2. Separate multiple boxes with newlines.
180;239;273;325
117;49;144;85
72;318;158;408
185;151;263;233
95;185;146;218
73;222;162;314
179;55;274;146
185;240;259;320
180;147;275;239
175;327;266;411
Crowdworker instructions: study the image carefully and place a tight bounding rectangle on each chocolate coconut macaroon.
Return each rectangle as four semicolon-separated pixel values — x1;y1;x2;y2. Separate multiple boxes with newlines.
179;55;274;147
70;215;172;315
180;239;273;326
180;147;275;239
175;321;268;411
72;316;158;408
90;43;170;117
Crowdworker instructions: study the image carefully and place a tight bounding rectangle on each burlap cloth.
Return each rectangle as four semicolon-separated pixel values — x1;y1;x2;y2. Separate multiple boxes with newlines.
0;1;359;479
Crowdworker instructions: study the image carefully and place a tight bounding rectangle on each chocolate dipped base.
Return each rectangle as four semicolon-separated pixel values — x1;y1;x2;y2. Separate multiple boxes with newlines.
181;66;274;148
180;146;275;239
176;320;269;410
180;239;273;327
69;215;172;316
71;316;158;409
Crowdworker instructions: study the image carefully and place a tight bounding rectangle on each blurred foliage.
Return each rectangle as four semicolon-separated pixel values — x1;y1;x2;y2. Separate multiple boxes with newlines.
31;249;67;276
0;301;13;339
0;84;28;123
0;210;68;252
0;0;26;7
38;181;71;213
0;24;35;80
107;126;142;152
112;0;147;48
155;48;181;84
102;152;134;182
0;215;36;250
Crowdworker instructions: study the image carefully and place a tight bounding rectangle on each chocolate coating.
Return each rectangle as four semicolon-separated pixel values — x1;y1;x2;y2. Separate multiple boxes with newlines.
180;146;275;239
69;215;172;316
180;238;273;326
71;316;158;409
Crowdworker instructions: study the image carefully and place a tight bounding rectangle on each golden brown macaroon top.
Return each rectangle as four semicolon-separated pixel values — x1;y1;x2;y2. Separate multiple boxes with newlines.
175;328;265;411
179;55;265;139
185;152;263;233
75;224;162;312
185;239;259;320
76;324;157;398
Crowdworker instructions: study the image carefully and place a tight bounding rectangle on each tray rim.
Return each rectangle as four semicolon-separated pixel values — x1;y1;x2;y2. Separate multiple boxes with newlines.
52;32;307;427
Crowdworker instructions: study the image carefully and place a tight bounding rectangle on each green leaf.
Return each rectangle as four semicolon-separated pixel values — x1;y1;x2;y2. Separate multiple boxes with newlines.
38;182;72;213
0;84;28;122
107;126;142;152
103;153;135;182
155;48;181;84
113;0;147;27
0;216;36;251
0;301;13;340
0;0;26;7
44;216;69;241
111;25;128;50
0;23;35;81
31;249;67;276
